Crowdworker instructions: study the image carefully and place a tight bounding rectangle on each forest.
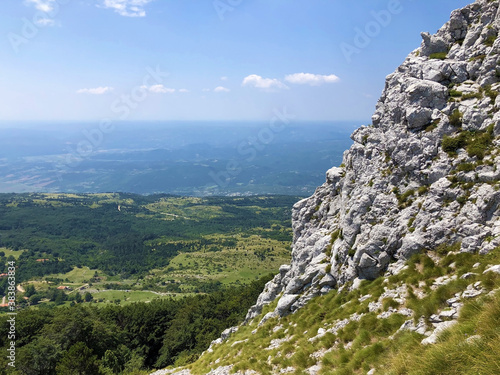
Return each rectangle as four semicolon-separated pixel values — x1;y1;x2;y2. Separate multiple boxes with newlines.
0;275;272;374
0;193;297;293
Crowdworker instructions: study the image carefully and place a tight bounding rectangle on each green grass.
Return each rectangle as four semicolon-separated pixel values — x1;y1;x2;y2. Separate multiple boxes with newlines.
456;162;476;172
25;230;289;307
442;124;495;159
417;186;429;196
448;109;463;127
381;292;500;374
90;290;179;305
0;247;24;260
153;232;290;291
448;89;463;98
461;92;482;100
1;193;295;309
392;188;415;208
484;34;497;47
483;84;499;101
143;197;224;221
43;266;97;284
167;245;500;375
442;134;466;155
18;231;289;308
425;119;441;133
429;52;447;60
0;193;296;283
448;85;498;104
469;54;487;62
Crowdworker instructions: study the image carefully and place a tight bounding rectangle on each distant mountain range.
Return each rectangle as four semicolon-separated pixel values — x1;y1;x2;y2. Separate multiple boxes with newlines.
0;121;356;196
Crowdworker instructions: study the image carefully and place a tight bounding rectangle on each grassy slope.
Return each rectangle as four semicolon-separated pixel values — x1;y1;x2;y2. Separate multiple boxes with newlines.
169;246;500;374
162;233;290;289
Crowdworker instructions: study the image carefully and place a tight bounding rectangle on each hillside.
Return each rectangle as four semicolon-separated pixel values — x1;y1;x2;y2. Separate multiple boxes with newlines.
0;193;296;308
0;195;300;374
158;0;500;373
171;247;500;374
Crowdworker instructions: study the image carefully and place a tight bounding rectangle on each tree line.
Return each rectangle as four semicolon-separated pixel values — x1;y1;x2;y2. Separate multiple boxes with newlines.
0;275;272;374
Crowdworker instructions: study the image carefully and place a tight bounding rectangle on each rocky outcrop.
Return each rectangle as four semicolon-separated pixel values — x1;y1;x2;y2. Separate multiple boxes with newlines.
245;0;500;322
154;2;500;373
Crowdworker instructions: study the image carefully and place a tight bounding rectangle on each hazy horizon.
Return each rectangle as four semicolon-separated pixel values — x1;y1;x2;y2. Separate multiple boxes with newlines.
0;119;368;129
0;121;356;196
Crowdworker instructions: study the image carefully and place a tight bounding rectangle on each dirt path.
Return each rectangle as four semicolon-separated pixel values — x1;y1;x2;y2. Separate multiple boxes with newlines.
16;284;25;293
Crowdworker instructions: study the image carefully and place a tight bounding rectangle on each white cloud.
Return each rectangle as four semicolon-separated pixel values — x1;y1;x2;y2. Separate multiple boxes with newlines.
144;84;175;94
76;86;114;95
220;76;228;81
35;17;56;26
284;73;340;86
24;1;59;26
242;75;288;90
101;0;154;17
214;86;230;93
25;0;56;13
178;89;189;93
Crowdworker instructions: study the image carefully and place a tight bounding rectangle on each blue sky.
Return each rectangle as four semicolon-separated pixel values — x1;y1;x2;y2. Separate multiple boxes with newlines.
0;0;472;123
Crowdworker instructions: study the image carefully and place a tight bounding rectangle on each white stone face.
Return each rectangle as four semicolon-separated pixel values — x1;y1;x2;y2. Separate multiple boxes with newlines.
242;0;500;322
164;2;500;374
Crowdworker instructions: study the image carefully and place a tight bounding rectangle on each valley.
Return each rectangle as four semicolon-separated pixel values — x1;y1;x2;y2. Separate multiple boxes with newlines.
0;193;296;309
0;122;354;196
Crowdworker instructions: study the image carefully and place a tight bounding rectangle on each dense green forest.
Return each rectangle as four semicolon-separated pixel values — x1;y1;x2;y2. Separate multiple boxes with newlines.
0;193;297;297
0;275;272;374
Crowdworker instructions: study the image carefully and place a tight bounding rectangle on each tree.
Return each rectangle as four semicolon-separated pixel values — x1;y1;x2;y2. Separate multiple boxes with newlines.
56;342;101;375
75;292;82;303
25;284;36;298
84;292;93;303
29;294;42;305
54;292;66;305
101;345;130;374
17;337;62;375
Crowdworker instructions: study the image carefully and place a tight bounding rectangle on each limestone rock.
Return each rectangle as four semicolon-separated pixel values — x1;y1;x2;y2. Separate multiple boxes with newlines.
484;265;500;274
422;321;459;345
154;2;500;374
244;0;500;322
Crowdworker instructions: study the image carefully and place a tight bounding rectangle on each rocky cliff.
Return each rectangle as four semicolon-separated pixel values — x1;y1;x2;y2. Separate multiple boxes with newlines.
153;0;500;373
245;0;500;323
